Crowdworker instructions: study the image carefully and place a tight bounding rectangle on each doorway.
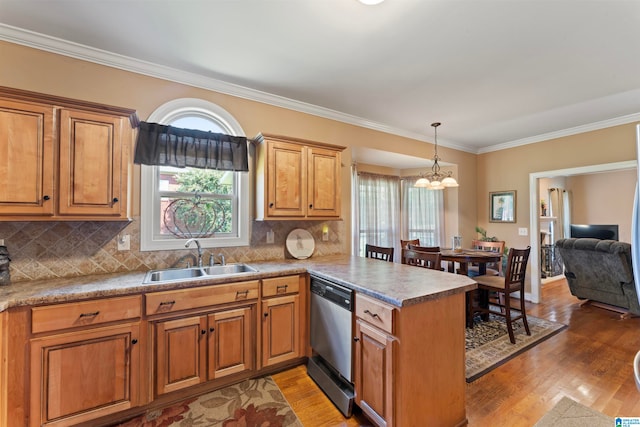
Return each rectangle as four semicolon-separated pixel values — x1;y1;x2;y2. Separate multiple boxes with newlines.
527;160;636;303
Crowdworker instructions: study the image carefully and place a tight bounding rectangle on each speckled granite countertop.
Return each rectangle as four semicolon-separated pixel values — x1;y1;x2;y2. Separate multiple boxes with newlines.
0;255;476;311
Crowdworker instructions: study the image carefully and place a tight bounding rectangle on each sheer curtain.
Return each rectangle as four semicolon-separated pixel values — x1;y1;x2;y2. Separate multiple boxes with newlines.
354;171;401;259
401;177;445;246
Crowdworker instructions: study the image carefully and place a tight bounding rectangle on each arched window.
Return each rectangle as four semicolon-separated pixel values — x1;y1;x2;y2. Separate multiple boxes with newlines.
140;98;249;251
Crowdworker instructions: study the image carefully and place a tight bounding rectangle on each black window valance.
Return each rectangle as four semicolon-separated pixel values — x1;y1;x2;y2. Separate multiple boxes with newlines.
134;122;249;172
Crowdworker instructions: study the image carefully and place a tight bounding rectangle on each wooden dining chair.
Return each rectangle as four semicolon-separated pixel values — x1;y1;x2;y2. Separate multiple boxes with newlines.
407;244;445;271
401;248;442;270
467;240;505;276
365;244;394;262
400;238;420;249
467;246;531;344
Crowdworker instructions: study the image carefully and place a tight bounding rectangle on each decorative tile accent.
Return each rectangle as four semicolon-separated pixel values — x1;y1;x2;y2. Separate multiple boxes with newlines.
0;218;345;282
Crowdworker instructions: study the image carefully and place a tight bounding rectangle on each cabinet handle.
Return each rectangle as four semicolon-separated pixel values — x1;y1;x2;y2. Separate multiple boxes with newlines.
209;327;215;333
159;300;175;306
113;197;119;203
201;329;207;335
131;339;138;345
79;311;100;318
236;290;249;299
43;195;50;201
276;284;288;293
363;309;381;319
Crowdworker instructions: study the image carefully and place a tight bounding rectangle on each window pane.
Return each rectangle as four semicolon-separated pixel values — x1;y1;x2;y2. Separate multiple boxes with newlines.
159;167;232;195
160;197;233;237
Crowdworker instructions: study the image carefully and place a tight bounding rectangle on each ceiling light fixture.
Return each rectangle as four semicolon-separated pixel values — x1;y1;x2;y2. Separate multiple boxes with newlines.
358;0;385;5
415;122;459;190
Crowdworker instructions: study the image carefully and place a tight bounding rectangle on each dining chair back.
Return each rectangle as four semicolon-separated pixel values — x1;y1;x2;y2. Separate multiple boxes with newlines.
401;248;442;270
468;246;531;344
407;244;440;252
468;240;505;276
365;244;394;262
400;239;420;249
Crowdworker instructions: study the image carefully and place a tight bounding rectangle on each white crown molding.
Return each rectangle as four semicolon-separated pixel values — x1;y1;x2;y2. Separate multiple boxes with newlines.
478;112;640;154
2;23;636;155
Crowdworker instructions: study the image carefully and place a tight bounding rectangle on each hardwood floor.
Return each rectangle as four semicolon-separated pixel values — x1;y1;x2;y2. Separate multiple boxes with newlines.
273;278;640;426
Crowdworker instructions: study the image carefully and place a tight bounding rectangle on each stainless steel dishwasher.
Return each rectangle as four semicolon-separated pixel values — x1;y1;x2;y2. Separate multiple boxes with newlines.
307;275;354;417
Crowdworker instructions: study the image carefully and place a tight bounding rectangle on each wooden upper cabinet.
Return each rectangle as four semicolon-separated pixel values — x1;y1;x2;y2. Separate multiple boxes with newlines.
0;86;137;221
58;109;125;217
0;99;55;216
255;133;345;220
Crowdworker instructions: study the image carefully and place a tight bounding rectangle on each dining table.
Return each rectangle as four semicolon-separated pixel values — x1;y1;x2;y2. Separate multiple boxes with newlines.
440;248;503;327
440;248;502;276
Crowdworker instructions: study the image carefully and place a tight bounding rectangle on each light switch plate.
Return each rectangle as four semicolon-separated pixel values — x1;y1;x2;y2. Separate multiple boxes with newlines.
266;230;274;244
518;228;528;236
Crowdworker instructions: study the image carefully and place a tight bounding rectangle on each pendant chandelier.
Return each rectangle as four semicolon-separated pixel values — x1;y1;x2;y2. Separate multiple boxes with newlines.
415;122;459;190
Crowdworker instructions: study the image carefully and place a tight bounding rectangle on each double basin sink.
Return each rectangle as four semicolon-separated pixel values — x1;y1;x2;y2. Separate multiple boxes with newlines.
143;263;257;284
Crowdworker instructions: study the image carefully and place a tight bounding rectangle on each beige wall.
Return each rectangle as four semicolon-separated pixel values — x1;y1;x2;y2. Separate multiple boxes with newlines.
2;40;638;282
477;124;637;250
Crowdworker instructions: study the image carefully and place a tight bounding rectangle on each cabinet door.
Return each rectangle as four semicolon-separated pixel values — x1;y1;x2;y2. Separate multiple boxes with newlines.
266;140;306;217
0;99;55;216
261;295;300;367
155;316;207;396
354;319;395;427
58;109;126;217
30;323;140;427
207;306;254;380
307;146;341;218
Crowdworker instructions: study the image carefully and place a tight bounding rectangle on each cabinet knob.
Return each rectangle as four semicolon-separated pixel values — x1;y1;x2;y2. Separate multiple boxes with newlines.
209;327;215;333
201;329;207;335
264;312;269;318
43;195;50;201
269;202;274;208
353;337;359;342
112;197;119;203
131;339;138;345
309;204;313;208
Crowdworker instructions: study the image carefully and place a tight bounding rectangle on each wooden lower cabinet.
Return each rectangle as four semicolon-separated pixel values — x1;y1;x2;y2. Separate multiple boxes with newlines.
29;322;141;427
354;319;395;427
153;304;255;397
261;294;301;367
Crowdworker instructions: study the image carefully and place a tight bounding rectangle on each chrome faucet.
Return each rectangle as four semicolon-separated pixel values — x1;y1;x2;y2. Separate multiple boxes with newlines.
218;253;226;266
184;238;203;267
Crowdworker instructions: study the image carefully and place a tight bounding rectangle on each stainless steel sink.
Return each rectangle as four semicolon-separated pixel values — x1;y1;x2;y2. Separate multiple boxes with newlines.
143;264;257;284
202;264;257;276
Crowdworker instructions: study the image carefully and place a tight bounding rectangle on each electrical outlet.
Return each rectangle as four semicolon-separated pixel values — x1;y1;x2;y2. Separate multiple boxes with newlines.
518;228;528;236
117;234;130;251
266;230;274;244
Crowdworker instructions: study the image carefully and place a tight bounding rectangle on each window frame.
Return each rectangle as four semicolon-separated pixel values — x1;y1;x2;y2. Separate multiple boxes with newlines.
140;98;249;251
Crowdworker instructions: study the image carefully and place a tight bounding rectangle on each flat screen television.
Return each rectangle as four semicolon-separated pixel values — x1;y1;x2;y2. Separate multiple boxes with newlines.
569;224;619;241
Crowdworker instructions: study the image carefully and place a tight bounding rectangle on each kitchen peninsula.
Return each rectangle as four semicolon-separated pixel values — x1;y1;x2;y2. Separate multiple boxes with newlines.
0;255;475;427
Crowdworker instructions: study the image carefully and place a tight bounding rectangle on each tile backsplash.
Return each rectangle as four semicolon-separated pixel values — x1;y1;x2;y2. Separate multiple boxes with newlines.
0;218;345;282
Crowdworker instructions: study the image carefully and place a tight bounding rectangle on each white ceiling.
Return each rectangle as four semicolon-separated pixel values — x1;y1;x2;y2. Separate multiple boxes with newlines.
2;0;640;157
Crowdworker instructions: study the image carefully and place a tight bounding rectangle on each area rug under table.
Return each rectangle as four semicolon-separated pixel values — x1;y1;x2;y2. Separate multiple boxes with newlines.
116;376;302;427
466;314;567;382
534;396;614;426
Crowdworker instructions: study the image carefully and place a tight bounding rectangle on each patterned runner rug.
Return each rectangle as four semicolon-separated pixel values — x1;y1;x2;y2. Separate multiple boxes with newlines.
116;376;302;427
534;396;613;426
466;314;567;382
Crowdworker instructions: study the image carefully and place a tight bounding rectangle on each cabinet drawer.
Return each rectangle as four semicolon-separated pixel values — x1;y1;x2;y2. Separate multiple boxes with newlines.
262;275;300;297
146;280;259;315
31;295;141;334
355;293;395;335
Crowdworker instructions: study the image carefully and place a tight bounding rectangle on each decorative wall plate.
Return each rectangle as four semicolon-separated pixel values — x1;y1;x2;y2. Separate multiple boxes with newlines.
285;229;315;259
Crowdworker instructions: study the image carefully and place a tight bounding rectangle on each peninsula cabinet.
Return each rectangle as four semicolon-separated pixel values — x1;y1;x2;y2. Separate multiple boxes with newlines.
146;280;259;397
354;292;468;427
29;295;142;427
0;86;137;221
254;133;345;220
